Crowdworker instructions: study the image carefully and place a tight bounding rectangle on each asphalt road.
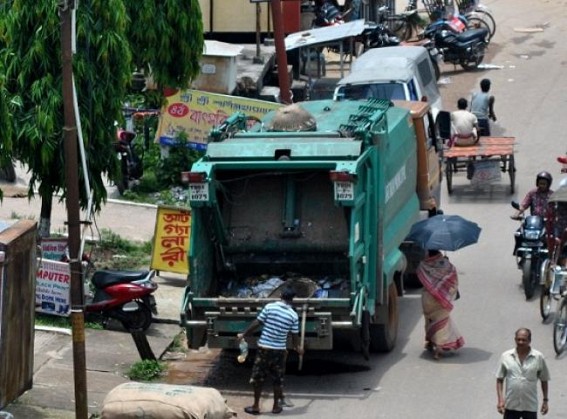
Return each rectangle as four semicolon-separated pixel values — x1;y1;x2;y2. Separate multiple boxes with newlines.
223;1;567;417
2;1;566;417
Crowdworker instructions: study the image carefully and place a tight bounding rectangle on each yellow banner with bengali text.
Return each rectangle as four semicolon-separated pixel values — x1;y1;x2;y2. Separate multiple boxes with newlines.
156;89;282;150
151;206;191;275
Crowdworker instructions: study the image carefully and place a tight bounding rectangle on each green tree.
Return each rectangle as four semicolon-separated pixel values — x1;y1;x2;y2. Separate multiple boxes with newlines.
124;0;203;91
2;0;130;237
0;0;203;237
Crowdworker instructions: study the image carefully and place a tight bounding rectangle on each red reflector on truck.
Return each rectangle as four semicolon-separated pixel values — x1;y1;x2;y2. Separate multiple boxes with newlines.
329;171;355;182
181;171;207;184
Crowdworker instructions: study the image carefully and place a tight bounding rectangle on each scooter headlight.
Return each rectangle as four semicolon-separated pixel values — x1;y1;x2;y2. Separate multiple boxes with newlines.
524;230;540;240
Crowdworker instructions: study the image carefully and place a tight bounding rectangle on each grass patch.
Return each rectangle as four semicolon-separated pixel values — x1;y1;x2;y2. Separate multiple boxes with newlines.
89;229;152;271
127;359;167;381
35;313;103;330
167;331;188;353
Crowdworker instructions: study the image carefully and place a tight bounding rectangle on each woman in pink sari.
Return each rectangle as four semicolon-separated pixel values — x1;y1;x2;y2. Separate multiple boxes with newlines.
417;250;465;360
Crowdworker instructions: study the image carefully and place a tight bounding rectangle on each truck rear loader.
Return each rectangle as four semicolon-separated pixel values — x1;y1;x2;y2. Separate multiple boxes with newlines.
181;99;442;356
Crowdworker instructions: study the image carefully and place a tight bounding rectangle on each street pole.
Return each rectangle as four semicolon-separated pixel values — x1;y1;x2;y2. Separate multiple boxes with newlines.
270;0;292;104
59;1;88;418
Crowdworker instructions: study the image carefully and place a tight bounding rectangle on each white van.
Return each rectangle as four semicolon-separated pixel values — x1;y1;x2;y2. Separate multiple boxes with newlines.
333;46;443;118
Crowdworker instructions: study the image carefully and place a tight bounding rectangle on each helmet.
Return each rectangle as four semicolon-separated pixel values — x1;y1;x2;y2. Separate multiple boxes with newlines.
536;171;553;187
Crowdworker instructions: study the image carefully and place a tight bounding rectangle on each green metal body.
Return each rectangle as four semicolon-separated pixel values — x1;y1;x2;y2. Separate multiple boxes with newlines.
181;99;420;351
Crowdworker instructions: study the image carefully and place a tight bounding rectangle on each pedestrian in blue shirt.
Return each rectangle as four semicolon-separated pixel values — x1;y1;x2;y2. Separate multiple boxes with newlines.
238;288;304;415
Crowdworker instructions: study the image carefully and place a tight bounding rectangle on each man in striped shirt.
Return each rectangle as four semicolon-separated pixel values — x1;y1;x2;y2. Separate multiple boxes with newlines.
237;288;304;415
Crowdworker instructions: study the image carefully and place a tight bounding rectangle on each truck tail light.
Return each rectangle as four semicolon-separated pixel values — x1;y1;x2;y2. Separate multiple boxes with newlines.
181;171;207;184
329;171;355;182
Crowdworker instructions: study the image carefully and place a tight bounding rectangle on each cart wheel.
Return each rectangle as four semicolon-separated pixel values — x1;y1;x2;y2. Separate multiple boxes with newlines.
508;155;515;194
445;159;453;195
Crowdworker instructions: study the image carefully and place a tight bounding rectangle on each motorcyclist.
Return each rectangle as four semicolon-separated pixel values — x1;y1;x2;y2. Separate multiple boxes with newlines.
512;171;553;256
512;171;554;219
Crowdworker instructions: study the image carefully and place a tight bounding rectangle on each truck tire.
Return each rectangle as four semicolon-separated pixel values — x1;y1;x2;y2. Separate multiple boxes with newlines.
369;283;399;352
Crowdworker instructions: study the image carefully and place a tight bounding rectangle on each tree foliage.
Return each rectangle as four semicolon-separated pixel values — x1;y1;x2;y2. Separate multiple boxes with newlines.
125;0;203;90
0;0;203;235
1;0;130;225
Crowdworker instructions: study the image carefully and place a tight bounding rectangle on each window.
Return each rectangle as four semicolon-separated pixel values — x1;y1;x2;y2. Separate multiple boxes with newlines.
338;83;406;101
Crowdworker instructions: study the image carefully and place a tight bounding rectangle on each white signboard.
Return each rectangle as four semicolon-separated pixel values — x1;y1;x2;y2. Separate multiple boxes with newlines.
35;259;71;317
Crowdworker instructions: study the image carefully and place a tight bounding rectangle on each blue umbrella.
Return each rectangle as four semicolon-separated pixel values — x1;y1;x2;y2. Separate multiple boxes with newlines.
406;214;482;251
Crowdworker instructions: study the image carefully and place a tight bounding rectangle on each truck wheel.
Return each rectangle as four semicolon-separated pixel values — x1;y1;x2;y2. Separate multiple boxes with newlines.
404;273;423;289
369;283;399;352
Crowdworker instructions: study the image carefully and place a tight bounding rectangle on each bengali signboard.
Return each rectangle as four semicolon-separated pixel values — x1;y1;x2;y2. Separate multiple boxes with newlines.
155;89;282;150
35;259;71;317
151;206;191;275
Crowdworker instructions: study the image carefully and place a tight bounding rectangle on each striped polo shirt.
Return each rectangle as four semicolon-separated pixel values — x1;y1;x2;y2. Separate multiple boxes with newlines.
257;301;299;350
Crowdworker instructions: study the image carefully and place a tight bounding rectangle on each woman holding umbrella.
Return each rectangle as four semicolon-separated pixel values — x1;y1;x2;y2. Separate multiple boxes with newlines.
417;249;465;360
407;214;480;359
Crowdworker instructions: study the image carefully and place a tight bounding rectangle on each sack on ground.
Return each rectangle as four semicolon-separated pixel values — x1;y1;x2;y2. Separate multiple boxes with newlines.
101;382;236;419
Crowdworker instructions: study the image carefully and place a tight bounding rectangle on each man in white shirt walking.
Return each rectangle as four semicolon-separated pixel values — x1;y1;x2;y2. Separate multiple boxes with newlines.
496;328;550;418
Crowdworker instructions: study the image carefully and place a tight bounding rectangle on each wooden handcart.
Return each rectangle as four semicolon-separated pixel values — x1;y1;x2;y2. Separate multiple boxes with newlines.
443;136;516;194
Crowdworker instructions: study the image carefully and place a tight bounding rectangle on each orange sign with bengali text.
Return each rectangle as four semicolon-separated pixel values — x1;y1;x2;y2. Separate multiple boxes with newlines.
151;206;191;275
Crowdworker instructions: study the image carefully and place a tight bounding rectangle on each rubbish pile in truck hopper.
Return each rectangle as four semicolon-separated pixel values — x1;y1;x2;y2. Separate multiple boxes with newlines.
220;274;349;299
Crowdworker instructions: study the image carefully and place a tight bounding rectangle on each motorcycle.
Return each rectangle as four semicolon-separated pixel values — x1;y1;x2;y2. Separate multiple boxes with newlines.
311;2;399;57
85;268;158;331
115;128;144;195
422;20;489;71
364;6;401;50
511;201;548;300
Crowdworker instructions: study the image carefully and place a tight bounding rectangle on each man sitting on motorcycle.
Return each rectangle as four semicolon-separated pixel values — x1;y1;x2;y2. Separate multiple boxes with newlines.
512;171;554;255
513;171;554;219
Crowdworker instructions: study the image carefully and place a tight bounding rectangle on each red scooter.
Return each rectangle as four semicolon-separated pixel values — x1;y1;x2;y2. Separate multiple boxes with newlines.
85;269;158;331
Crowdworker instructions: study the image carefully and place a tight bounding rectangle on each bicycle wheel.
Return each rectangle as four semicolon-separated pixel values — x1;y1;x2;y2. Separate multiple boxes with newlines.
467;10;496;38
387;17;411;41
553;298;567;355
540;259;553;321
466;16;492;42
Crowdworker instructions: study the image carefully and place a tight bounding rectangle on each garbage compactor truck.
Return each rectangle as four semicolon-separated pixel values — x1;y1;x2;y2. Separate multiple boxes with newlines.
181;98;442;356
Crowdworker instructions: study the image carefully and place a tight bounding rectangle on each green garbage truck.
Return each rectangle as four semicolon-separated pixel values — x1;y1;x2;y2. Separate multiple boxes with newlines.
180;98;442;356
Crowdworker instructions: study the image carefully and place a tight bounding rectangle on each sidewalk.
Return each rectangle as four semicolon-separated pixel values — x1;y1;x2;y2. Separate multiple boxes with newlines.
0;168;195;418
4;324;180;418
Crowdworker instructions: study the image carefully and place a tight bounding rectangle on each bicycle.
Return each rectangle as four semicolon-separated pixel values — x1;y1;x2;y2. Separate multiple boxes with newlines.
385;0;429;42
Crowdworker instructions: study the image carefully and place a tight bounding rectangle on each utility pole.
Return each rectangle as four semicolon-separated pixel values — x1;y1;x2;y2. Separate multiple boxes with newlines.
59;1;88;418
270;0;292;104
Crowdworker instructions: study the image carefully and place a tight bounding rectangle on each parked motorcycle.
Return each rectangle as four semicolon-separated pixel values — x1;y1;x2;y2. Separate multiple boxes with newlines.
311;2;398;57
115;128;144;195
85;268;158;331
422;20;489;71
511;201;548;300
